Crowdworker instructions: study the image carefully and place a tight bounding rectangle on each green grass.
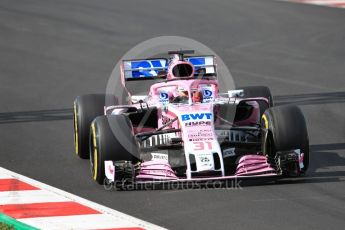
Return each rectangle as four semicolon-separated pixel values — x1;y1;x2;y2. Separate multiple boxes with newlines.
0;213;38;230
0;222;15;230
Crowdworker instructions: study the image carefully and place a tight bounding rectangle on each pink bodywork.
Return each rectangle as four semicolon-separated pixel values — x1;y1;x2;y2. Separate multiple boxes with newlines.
112;55;276;181
136;160;178;180
235;155;276;176
136;155;277;181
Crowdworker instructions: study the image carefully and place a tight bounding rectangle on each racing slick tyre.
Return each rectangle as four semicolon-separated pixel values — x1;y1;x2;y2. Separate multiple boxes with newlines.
90;115;140;184
240;86;274;115
73;94;117;159
261;105;309;175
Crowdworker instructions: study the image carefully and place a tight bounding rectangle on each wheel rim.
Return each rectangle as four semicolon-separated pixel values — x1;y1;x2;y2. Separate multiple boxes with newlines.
73;101;79;155
90;123;98;181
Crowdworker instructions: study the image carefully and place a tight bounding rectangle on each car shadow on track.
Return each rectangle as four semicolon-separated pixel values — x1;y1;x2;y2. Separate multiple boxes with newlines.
273;143;345;186
274;91;345;106
0;108;73;124
309;143;345;177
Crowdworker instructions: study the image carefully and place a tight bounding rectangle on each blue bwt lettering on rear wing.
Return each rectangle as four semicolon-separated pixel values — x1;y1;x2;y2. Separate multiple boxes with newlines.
123;59;168;80
122;56;216;81
185;56;216;77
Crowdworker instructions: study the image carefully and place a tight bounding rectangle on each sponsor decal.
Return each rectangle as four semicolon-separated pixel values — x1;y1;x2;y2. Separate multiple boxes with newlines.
125;56;214;78
159;92;169;104
128;59;167;78
197;154;213;168
184;121;211;127
216;130;230;137
188;133;213;138
181;113;212;121
188;130;214;142
203;89;212;97
151;152;169;161
202;88;214;102
199;156;210;163
223;148;236;158
186;56;216;75
162;115;172;125
189;138;213;142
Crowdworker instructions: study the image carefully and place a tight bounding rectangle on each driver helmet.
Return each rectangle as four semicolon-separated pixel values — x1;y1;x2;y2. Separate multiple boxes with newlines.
192;90;203;103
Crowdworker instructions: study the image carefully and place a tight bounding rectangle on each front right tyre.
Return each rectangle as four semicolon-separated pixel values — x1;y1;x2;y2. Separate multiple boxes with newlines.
262;105;310;175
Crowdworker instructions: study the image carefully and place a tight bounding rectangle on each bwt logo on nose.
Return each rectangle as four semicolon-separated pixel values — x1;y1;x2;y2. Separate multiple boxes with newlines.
181;113;212;121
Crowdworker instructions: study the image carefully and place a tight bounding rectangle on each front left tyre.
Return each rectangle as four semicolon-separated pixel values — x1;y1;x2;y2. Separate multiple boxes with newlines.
90;115;140;184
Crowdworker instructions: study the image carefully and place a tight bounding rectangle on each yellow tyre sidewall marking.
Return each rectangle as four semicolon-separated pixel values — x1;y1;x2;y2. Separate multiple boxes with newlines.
91;123;98;181
73;101;79;155
262;114;269;129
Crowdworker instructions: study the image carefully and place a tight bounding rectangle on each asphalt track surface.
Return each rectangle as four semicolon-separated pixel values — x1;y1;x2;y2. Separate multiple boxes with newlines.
0;0;344;229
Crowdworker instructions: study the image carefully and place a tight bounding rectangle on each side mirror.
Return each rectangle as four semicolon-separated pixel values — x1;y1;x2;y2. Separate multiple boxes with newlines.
131;95;147;103
228;90;244;98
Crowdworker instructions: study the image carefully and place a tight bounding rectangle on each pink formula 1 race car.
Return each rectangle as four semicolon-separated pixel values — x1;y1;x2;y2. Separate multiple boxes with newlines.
73;50;309;189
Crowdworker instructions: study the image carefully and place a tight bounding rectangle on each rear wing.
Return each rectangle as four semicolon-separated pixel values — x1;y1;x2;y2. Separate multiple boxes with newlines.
122;55;217;81
186;56;216;77
122;58;168;81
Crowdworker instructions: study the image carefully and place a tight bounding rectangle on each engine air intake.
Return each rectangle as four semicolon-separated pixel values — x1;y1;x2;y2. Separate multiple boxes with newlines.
172;64;193;78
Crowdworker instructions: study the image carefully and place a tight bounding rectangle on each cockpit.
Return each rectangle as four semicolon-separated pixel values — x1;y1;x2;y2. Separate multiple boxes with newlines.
153;81;218;105
121;50;218;105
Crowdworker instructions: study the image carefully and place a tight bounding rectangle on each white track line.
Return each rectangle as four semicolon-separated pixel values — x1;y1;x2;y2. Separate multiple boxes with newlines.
0;174;13;179
0;190;70;205
0;167;166;230
280;0;345;8
299;0;345;4
19;214;145;230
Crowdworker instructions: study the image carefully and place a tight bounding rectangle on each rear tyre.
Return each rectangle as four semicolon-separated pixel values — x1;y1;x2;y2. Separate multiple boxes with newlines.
73;94;117;159
239;86;274;115
262;105;309;174
90;115;139;184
